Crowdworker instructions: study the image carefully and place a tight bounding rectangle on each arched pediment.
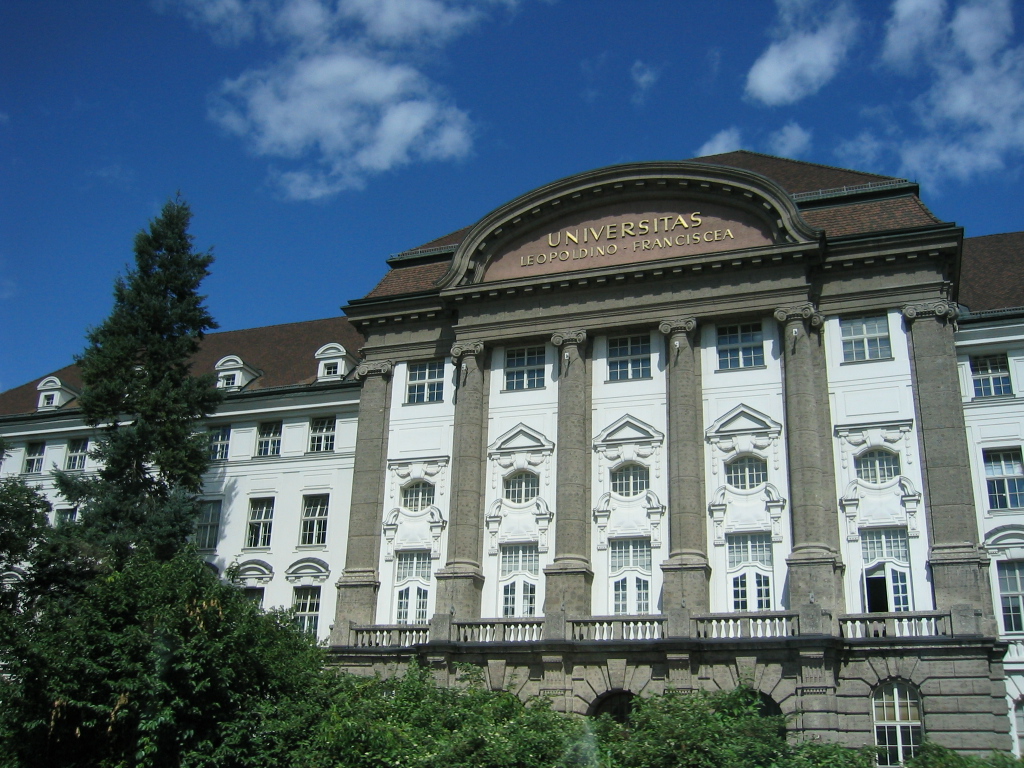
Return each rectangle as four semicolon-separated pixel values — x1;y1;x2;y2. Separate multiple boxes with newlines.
285;557;331;584
706;404;782;438
488;423;554;455
436;161;821;289
315;343;347;358
986;525;1024;551
232;559;273;585
594;414;664;447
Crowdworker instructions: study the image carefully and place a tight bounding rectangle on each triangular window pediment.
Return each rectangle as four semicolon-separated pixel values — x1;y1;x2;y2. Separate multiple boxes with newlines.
706;404;781;438
594;415;664;447
489;423;554;456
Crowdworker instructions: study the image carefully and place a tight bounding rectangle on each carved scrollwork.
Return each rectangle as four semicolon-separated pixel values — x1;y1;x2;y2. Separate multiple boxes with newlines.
900;300;959;321
550;330;587;347
773;303;824;327
658;317;697;336
450;340;484;361
355;359;394;379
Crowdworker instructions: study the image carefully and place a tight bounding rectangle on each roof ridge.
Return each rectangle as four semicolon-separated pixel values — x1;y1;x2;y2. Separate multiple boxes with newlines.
206;316;350;337
965;230;1024;240
695;149;897;182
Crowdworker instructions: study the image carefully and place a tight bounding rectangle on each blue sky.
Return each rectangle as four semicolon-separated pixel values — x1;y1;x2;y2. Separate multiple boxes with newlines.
2;0;1022;392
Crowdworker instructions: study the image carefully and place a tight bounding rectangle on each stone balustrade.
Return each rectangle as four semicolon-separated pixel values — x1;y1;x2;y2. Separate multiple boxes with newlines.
839;611;950;639
690;612;799;639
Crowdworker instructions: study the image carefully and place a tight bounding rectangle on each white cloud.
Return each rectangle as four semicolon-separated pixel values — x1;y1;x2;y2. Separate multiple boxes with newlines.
745;1;859;106
161;0;509;199
696;128;744;157
881;0;947;71
768;122;812;157
835;131;888;169
630;60;659;106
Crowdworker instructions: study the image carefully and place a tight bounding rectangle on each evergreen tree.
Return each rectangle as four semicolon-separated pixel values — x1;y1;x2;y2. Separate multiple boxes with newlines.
55;198;221;562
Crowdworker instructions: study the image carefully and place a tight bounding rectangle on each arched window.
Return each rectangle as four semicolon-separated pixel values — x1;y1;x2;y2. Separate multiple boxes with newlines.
394;551;431;625
503;471;539;504
856;449;901;484
726;456;768;489
609;538;652;615
873;681;922;766
610;464;649;497
402;481;435;512
861;527;911;613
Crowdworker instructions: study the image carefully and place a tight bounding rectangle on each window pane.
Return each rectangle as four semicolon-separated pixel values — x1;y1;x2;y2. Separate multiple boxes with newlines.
610;464;649;496
725;456;767;489
504;471;540;503
402;481;435;511
608;335;651;380
717;323;764;369
855;449;901;484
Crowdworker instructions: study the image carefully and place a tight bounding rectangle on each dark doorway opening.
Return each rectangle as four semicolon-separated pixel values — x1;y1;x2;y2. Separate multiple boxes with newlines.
588;690;635;723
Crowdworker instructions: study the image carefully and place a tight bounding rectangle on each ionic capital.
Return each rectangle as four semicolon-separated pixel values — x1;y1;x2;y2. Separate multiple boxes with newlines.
901;300;959;321
355;359;394;379
658;317;697;336
450;340;484;362
773;303;824;327
551;330;587;347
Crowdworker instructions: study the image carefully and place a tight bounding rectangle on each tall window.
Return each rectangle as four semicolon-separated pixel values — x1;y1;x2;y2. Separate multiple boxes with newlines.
717;323;764;370
725;456;768;489
503;471;539;504
610;538;652;615
971;354;1013;397
208;427;231;461
985;449;1024;510
65;438;89;471
610;464;649;497
256;421;282;457
862;528;911;612
55;508;78;526
300;495;329;546
402;481;435;511
194;500;221;550
841;315;892;362
608;335;651;381
873;681;922;766
998;561;1024;633
246;498;274;548
407;361;445;403
500;544;539;618
293;586;321;635
855;449;901;484
23;443;44;474
505;346;545;390
727;533;773;611
395;551;431;624
309;417;336;452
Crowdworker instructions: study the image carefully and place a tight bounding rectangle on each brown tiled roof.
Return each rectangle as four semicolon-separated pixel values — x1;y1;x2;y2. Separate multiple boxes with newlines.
801;196;942;237
398;226;473;255
960;232;1024;313
0;316;364;418
364;259;453;299
694;150;898;195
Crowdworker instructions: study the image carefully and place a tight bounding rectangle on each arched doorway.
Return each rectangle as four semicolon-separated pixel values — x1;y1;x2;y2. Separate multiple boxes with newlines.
588;689;635;723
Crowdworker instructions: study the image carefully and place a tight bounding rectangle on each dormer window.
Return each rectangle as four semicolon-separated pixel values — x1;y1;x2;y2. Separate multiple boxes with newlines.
36;376;77;411
213;356;259;392
315;343;356;382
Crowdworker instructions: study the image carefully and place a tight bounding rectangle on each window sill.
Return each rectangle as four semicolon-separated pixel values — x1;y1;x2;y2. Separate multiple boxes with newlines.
305;450;336;456
605;376;653;384
840;356;894;366
501;386;547;393
971;394;1016;402
986;507;1024;517
403;399;444;406
296;544;328;551
241;546;272;553
715;364;767;373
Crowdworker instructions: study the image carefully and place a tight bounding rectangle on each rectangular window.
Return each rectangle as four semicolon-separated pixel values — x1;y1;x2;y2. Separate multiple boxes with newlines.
23;443;45;474
308;417;336;452
636;577;650;614
194;500;222;550
755;573;772;611
503;582;516;618
971;354;1013;397
208;427;231;461
732;573;772;611
396;586;429;624
522;582;536;617
396;551;431;581
985;449;1024;510
500;544;540;577
610;538;652;572
608;335;651;381
841;315;892;362
293;586;321;635
245;498;274;548
613;577;629;615
999;561;1024;632
65;438;89;471
861;528;909;564
717;323;764;369
732;573;748;611
55;508;78;526
406;361;445;403
244;587;264;606
727;533;773;568
505;346;546;390
256;421;282;457
299;495;329;546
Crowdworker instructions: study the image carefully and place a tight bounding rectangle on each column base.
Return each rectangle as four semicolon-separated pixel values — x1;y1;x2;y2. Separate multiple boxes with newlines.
786;548;844;621
930;544;993;616
661;553;711;614
434;565;484;620
330;569;380;644
543;559;593;620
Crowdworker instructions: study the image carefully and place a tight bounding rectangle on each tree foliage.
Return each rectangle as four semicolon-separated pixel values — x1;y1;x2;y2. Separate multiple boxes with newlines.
55;197;221;562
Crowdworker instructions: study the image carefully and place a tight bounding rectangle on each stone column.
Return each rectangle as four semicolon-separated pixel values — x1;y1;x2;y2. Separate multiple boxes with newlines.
658;317;710;620
434;340;486;620
330;360;393;644
774;304;844;620
902;301;993;622
543;330;593;629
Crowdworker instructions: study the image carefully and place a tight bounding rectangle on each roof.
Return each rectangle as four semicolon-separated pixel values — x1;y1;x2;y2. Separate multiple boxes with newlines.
692;150;899;194
801;196;941;237
960;232;1024;313
0;316;364;418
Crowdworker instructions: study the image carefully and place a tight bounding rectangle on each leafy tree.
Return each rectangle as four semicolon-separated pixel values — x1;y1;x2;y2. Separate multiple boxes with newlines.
55;198;222;562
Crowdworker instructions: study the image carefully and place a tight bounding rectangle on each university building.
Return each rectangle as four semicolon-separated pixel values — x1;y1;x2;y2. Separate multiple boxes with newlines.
2;152;1022;760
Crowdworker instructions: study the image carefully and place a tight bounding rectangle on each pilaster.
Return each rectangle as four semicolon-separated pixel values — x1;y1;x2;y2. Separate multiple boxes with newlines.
331;360;393;643
658;317;710;616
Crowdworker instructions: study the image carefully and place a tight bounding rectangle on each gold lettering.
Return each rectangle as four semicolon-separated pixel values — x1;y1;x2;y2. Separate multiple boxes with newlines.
638;219;650;235
596;246;605;256
642;239;652;250
673;214;688;230
690;212;702;226
652;217;658;233
725;228;734;239
547;232;560;247
559;250;570;261
621;221;635;236
589;226;605;241
713;230;722;241
565;229;579;244
660;216;671;231
675;234;685;245
607;244;617;254
537;253;547;264
703;232;713;242
607;223;618;239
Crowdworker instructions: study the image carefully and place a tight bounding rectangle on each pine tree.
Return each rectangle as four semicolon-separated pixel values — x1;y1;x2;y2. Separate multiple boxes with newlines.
55;198;222;562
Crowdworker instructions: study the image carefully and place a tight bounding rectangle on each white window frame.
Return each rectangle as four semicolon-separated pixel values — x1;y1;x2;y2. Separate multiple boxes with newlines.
609;538;652;615
971;354;1013;397
402;481;435;512
299;494;329;546
861;527;911;613
499;544;540;618
840;315;892;362
292;586;321;635
23;442;45;474
610;463;649;497
725;456;768;489
308;417;336;453
726;533;773;611
503;471;539;504
505;346;545;390
55;507;78;526
998;561;1024;633
873;681;923;766
406;361;445;404
65;438;89;471
194;500;221;550
395;550;431;624
855;449;901;484
607;335;652;381
245;498;274;549
985;449;1024;510
256;421;282;457
208;427;231;461
717;323;764;370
